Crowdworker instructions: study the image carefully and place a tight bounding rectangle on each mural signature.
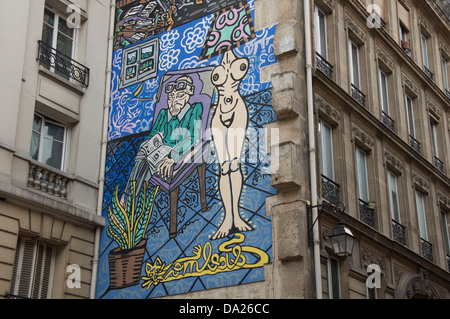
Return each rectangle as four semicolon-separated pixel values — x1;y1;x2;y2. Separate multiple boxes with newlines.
141;233;269;288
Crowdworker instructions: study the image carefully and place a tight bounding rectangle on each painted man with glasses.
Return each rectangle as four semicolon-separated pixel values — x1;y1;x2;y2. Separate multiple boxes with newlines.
121;75;203;204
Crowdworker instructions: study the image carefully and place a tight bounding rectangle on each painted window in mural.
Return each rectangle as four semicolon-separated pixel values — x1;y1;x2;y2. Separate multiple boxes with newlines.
96;0;277;298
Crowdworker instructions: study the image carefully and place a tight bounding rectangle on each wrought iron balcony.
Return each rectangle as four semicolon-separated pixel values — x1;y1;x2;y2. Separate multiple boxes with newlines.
359;199;375;228
434;156;444;173
351;84;366;107
421;238;433;262
316;52;333;79
382;111;395;132
392;219;406;246
409;135;421;154
446;89;450;99
424;66;434;81
321;174;340;204
37;40;90;87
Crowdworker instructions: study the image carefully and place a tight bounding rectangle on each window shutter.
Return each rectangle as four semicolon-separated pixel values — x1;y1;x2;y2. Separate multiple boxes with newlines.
10;238;55;299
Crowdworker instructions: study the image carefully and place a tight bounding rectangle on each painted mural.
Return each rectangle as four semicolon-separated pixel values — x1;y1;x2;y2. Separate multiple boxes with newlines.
96;0;278;298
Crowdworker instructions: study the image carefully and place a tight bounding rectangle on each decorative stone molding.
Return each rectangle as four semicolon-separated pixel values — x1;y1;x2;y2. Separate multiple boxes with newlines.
316;96;341;124
362;247;386;271
376;47;394;71
403;75;419;96
438;191;450;210
412;172;430;194
345;15;366;42
418;16;431;34
385;150;403;174
439;40;450;58
352;125;374;150
427;98;442;119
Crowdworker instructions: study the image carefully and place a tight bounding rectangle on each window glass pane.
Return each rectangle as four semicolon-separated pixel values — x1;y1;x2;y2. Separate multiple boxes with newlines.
356;147;369;202
56;32;73;58
421;34;429;68
406;96;415;137
351;42;360;87
58;17;74;39
415;191;428;240
430;120;439;158
441;212;450;255
388;171;401;222
319;121;334;180
42;9;55;47
318;10;327;58
380;70;389;113
30;115;42;161
442;57;449;90
42;138;63;169
44;122;65;142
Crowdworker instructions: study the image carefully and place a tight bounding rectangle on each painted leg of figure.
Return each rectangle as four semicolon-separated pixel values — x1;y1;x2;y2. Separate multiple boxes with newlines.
211;166;233;240
229;160;252;233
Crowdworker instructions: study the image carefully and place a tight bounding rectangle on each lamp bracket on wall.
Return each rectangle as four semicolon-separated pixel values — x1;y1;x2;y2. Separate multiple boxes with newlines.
306;201;346;247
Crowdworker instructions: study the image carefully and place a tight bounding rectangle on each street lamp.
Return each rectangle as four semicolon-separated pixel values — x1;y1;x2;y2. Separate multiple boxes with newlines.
307;201;355;258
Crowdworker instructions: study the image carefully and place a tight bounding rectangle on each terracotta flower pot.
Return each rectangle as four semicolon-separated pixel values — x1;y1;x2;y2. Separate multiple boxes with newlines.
108;239;147;289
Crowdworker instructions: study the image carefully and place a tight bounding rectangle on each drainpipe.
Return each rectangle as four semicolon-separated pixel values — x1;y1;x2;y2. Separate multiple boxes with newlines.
304;0;322;299
90;0;115;299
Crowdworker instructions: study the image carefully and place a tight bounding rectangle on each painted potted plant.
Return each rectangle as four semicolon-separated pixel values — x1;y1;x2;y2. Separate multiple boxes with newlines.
106;181;158;289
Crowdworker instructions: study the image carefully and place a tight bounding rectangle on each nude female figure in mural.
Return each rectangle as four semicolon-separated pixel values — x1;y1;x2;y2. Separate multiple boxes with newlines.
210;50;253;240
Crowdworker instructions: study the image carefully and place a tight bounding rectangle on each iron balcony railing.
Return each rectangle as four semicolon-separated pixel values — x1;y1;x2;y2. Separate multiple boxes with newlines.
421;238;433;262
351;84;366;107
424;66;434;81
37;40;90;87
409;135;421;154
359;199;375;228
321;174;340;204
316;52;333;79
392;219;406;246
445;89;450;99
382;111;395;132
434;156;444;173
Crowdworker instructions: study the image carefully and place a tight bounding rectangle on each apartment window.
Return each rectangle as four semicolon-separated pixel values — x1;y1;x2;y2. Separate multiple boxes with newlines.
327;258;341;299
421;33;433;80
416;190;433;261
42;8;75;79
430;118;444;172
30;113;67;171
398;1;411;55
441;211;450;270
406;95;420;153
379;69;395;131
319;120;339;203
315;6;328;59
349;40;361;89
388;170;401;223
355;146;369;203
10;238;56;299
442;56;449;95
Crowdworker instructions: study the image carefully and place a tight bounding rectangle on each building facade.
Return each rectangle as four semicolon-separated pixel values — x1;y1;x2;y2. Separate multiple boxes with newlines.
0;0;110;298
1;0;449;300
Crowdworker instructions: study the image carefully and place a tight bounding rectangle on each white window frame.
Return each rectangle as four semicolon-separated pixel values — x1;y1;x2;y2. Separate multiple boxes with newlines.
406;95;416;138
442;56;449;91
327;257;341;299
421;33;430;69
441;211;450;256
10;238;56;299
42;7;77;74
430;119;439;159
387;170;401;223
31;113;67;171
355;146;369;203
319;120;335;181
379;69;390;114
415;190;428;241
349;40;361;89
315;5;328;59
